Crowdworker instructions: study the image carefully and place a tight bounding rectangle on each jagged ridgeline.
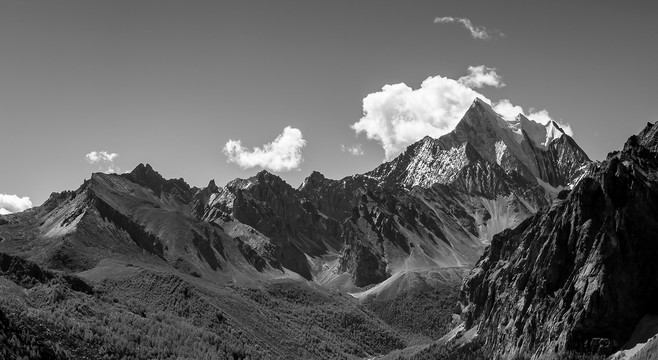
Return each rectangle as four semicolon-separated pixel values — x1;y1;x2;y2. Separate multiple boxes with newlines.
0;98;593;359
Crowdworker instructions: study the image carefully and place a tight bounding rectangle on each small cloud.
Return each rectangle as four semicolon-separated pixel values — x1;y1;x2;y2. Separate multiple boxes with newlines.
434;16;503;40
223;126;306;172
0;194;33;214
458;65;505;88
341;144;364;156
85;151;120;173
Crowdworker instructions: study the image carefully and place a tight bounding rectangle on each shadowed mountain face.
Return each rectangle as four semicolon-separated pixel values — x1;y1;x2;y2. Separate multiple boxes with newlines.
458;122;658;358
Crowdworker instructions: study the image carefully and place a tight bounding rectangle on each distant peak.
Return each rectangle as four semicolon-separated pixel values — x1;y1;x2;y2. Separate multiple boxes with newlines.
125;163;191;199
420;135;435;142
472;97;487;106
207;179;218;192
254;170;288;185
256;169;274;178
133;163;152;171
299;170;327;192
130;163;162;181
308;170;326;180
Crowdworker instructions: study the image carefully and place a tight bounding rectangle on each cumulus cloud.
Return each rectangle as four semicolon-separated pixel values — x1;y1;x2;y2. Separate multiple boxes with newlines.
0;194;33;214
352;67;575;160
434;16;502;39
352;71;492;160
493;99;574;136
223;126;306;171
85;151;120;173
341;144;364;156
458;65;505;88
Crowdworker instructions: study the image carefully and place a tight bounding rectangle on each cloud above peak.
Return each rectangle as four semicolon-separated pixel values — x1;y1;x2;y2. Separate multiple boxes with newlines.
434;16;503;40
85;151;120;173
352;69;492;160
223;126;306;172
351;66;574;160
0;194;33;214
458;65;505;88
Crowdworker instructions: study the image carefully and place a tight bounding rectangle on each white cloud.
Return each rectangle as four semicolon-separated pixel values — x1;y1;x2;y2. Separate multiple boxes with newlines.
0;194;33;214
223;126;306;172
434;16;503;40
493;100;574;136
352;71;493;160
458;65;505;88
352;67;575;160
85;151;120;173
341;144;364;156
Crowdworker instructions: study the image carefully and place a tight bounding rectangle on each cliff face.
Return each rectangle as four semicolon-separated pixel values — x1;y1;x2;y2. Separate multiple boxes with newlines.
459;122;658;358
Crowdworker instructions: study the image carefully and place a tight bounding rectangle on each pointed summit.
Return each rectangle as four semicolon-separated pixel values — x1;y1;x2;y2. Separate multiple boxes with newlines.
299;170;330;192
127;163;167;195
124;163;192;200
471;97;488;107
207;179;219;193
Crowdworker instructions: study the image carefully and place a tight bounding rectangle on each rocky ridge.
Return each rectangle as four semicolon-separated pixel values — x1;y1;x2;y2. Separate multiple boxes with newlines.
458;122;658;358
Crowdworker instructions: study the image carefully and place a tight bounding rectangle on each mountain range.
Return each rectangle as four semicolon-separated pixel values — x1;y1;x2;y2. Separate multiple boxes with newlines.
2;98;655;359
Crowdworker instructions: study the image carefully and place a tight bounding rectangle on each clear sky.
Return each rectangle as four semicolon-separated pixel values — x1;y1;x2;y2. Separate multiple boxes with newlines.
1;0;657;209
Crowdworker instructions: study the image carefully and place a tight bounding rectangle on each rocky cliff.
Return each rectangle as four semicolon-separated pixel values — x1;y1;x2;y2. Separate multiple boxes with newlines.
459;122;658;358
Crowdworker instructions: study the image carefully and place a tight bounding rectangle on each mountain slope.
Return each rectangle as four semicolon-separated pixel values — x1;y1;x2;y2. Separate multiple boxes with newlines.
458;122;658;358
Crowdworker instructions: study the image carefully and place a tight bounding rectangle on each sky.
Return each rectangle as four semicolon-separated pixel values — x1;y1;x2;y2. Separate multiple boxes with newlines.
1;0;657;210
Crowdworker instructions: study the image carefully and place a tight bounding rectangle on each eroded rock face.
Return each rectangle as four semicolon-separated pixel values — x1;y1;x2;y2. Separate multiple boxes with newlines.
459;122;658;358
